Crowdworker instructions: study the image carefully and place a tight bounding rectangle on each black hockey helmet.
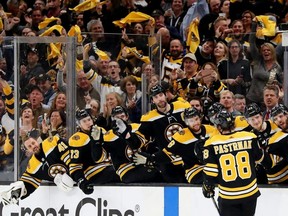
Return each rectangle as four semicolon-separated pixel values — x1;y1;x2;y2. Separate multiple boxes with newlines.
149;84;165;98
111;106;128;117
214;109;235;130
76;109;90;122
182;107;201;120
207;102;224;118
244;103;261;118
271;104;288;119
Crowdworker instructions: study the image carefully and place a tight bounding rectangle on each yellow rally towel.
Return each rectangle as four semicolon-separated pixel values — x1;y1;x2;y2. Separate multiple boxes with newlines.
126;47;150;64
69;0;106;12
255;15;276;38
68;25;83;43
186;18;200;53
39;25;64;36
113;11;154;28
94;48;110;60
47;43;61;60
38;16;61;29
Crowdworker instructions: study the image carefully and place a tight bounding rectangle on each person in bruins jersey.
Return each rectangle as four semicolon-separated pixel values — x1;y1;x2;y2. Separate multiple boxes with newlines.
133;107;218;184
68;109;119;195
0;132;73;206
266;104;288;184
202;109;271;216
245;103;280;184
132;84;191;183
101;106;160;183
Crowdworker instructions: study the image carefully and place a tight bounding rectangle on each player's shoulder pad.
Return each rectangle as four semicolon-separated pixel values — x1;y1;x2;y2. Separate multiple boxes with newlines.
172;100;191;111
104;130;118;142
131;123;140;132
268;120;281;132
26;155;42;174
172;128;197;144
268;131;288;145
68;131;90;147
140;109;162;122
204;124;219;136
42;136;59;155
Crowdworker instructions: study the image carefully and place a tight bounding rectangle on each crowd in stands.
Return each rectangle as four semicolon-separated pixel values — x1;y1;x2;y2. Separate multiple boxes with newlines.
0;0;287;185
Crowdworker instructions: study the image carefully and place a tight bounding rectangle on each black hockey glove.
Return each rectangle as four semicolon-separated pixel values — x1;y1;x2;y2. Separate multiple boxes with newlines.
194;139;206;164
112;118;132;138
133;152;155;167
78;178;94;195
202;182;215;198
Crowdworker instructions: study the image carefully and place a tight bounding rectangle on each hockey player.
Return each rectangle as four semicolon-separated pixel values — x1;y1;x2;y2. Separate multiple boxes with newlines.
132;84;191;182
202;109;272;216
133;107;218;184
101;106;160;183
68;109;119;195
245;103;280;184
266;104;288;184
0;132;73;206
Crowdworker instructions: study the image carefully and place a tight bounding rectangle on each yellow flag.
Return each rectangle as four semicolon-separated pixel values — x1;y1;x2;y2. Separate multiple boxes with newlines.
69;0;106;12
255;15;276;38
39;25;64;36
113;11;155;28
186;18;200;53
38;16;61;29
68;25;83;43
126;47;151;64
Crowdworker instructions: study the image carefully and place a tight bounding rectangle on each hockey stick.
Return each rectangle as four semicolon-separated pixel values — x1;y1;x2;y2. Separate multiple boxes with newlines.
211;196;221;216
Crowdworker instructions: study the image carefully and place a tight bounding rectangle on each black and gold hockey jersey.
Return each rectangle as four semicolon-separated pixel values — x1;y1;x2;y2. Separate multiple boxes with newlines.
20;136;70;198
267;131;288;184
253;120;280;148
204;131;266;203
103;123;145;180
234;116;252;132
161;54;182;82
138;100;191;151
164;125;218;183
68;130;112;182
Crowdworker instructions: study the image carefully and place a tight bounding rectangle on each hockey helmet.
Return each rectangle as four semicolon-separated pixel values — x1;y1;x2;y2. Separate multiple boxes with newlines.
207;102;224;118
182;107;201;120
214;109;235;130
271;104;288;118
111;106;128;117
244;103;261;118
149;84;165;98
76;109;90;122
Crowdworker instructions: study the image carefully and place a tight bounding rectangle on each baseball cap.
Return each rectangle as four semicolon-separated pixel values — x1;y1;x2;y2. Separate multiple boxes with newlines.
151;9;164;17
27;47;39;55
36;73;51;83
183;53;197;63
28;84;43;95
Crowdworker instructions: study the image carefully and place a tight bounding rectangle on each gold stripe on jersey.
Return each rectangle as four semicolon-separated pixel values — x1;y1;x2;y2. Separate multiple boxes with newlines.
20;173;42;188
42;136;58;157
69;163;83;175
84;163;110;180
116;163;136;180
104;130;118;142
185;164;204;183
204;163;218;177
61;151;71;165
94;149;109;163
26;155;43;174
234;116;250;132
268;131;288;144
267;164;288;184
172;100;191;113
219;179;259;200
69;132;90;147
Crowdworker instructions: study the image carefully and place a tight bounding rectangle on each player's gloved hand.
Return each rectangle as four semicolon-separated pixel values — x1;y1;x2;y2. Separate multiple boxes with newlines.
202;182;215;198
133;152;155;167
90;125;102;141
0;181;27;206
194;139;205;164
112;118;132;138
78;178;94;195
54;173;75;192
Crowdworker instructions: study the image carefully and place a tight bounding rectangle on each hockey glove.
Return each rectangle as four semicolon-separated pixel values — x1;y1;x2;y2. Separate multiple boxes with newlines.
0;181;27;206
90;125;103;141
202;182;215;198
194;139;206;164
54;173;75;192
112;118;132;138
133;152;155;167
78;178;94;195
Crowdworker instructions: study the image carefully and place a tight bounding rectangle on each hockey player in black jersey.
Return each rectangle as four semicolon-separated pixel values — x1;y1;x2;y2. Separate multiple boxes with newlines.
132;84;191;182
245;103;280;184
133;107;218;184
101;106;160;183
202;109;272;216
0;132;74;206
69;109;119;195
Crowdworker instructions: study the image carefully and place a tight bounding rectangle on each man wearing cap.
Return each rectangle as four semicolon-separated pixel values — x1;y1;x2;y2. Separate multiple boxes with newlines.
36;73;57;110
131;84;191;182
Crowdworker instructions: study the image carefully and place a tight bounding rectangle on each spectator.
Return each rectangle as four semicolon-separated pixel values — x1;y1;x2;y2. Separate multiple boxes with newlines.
234;94;246;115
46;0;61;18
241;10;255;42
263;85;280;121
213;41;228;66
164;0;186;33
50;92;66;112
219;90;241;117
103;92;123;129
194;38;215;68
85;98;106;128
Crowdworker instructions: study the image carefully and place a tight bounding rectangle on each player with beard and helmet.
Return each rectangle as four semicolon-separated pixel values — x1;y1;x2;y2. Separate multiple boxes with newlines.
68;109;119;195
0;131;74;206
265;104;288;184
202;109;272;216
131;84;191;183
133;107;218;184
101;106;161;183
245;103;280;184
